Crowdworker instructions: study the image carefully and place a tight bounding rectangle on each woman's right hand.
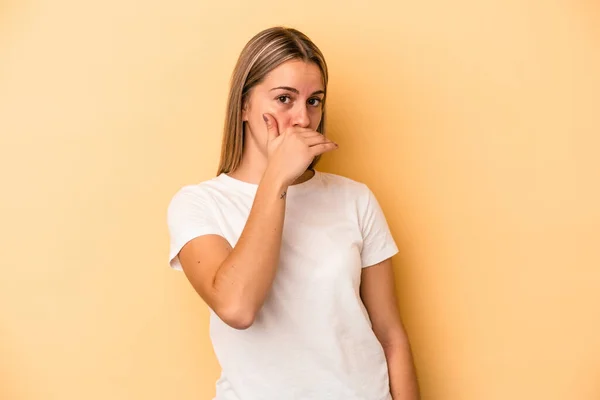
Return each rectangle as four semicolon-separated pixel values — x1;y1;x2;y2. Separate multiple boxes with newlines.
262;113;338;186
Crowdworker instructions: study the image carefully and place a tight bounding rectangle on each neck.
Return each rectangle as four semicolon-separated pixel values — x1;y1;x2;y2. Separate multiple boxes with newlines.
227;148;267;185
228;152;315;186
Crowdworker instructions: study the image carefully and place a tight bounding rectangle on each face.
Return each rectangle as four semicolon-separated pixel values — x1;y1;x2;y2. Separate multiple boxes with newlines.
242;60;325;151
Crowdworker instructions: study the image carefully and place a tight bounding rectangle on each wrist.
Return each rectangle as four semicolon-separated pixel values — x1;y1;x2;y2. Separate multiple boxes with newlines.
261;166;290;194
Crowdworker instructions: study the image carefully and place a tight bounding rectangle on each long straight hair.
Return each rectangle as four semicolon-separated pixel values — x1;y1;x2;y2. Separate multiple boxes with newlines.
217;27;329;175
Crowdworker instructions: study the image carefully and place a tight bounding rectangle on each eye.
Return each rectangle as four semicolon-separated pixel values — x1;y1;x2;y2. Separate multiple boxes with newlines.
308;98;322;107
277;95;291;104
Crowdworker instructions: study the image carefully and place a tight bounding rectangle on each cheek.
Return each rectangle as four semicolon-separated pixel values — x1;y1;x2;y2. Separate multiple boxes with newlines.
247;101;281;131
247;114;267;141
246;102;323;134
311;109;323;130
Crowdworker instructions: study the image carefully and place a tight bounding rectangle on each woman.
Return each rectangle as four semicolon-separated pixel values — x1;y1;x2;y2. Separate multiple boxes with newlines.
167;26;420;400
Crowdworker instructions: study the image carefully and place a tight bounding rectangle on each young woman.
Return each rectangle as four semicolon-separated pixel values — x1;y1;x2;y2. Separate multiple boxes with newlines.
167;26;420;400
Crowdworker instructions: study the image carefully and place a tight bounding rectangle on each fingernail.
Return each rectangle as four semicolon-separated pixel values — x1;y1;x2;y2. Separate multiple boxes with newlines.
262;114;268;123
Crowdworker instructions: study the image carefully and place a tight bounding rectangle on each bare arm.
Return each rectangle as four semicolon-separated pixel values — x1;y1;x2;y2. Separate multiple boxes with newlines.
178;169;288;330
176;113;337;330
360;258;420;400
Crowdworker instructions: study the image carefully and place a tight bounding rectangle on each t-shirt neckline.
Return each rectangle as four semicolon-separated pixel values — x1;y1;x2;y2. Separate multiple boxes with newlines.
218;170;322;194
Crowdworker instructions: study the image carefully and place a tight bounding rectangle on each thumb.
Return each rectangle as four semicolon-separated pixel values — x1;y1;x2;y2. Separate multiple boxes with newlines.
262;113;279;141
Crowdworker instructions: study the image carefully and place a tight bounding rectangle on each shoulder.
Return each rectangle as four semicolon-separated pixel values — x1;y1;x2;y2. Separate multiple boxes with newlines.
317;171;371;197
315;172;384;218
167;176;225;212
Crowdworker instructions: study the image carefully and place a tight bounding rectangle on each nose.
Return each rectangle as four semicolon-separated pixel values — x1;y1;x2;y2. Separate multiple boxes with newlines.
292;104;311;128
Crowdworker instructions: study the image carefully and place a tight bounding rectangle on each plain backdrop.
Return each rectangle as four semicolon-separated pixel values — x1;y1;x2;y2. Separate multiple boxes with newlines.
1;0;599;399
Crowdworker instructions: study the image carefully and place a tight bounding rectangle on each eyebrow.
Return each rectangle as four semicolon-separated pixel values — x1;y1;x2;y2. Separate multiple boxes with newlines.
269;86;325;96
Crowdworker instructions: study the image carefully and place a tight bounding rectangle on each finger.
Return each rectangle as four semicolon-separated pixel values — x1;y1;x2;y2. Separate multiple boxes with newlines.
309;142;339;157
262;113;280;141
287;127;314;135
304;135;334;147
300;130;324;139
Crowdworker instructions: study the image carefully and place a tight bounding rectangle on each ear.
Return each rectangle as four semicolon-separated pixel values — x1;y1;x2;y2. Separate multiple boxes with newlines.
241;99;249;122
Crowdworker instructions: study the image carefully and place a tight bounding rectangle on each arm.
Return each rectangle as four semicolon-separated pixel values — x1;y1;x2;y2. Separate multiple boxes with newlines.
175;113;337;330
178;169;288;330
360;258;420;400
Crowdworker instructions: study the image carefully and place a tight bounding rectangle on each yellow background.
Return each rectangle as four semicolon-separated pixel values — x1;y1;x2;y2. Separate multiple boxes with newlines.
1;0;599;399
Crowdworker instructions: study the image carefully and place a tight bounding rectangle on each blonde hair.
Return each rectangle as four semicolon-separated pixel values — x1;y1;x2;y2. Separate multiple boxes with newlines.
217;26;329;175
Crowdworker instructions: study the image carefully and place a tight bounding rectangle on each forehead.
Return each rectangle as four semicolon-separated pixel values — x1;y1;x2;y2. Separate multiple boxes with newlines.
261;60;324;90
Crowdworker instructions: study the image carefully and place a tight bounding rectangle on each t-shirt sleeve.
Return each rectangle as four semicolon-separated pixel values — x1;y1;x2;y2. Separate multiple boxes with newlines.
166;186;224;271
357;184;399;268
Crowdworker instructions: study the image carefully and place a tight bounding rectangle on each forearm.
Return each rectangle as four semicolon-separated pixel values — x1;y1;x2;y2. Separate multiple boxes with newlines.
383;336;420;400
213;167;288;316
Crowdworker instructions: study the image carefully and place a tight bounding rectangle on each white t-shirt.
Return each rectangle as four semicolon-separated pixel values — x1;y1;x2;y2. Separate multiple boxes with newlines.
167;170;398;400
